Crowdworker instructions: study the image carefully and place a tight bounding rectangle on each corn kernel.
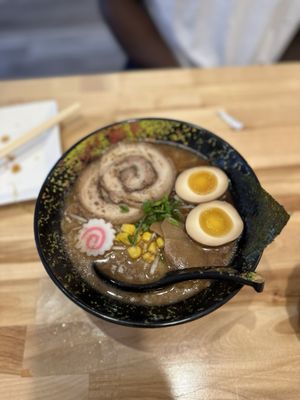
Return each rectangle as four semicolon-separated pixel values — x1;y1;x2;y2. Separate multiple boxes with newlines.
115;232;130;245
127;246;142;259
142;231;152;242
148;242;157;254
142;252;155;263
121;224;136;235
156;237;164;248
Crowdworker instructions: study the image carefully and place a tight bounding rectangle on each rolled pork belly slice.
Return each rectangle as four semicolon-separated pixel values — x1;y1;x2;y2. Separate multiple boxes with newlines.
76;142;176;224
99;142;176;206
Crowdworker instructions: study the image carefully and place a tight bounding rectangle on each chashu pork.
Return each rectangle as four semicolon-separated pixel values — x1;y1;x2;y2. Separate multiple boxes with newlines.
76;142;176;224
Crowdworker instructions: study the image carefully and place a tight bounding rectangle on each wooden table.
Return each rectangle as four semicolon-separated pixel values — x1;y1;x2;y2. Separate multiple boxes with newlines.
0;63;299;400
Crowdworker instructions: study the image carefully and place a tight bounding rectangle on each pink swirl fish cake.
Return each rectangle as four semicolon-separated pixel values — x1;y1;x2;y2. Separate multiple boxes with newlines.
76;219;115;256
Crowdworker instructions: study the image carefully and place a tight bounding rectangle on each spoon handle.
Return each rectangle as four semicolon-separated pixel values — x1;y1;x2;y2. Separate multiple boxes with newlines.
93;263;264;293
164;267;265;293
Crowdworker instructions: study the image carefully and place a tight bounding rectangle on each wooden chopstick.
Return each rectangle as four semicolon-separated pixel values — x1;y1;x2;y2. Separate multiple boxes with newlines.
0;102;81;159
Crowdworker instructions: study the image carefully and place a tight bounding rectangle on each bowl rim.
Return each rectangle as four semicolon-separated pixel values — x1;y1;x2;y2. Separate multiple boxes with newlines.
34;116;262;328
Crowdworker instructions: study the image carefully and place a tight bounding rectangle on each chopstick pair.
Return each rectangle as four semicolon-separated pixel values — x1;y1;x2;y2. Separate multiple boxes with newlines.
0;102;81;160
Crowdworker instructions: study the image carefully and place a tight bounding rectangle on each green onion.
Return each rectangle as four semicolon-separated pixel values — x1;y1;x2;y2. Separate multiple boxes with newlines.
167;217;180;226
130;195;182;245
127;235;135;245
119;204;129;213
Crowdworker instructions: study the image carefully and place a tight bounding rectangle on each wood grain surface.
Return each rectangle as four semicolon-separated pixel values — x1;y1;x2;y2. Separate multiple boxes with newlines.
0;63;299;400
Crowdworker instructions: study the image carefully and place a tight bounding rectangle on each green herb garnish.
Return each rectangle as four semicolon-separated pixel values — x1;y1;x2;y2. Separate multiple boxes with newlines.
119;204;129;213
127;234;136;245
167;217;180;226
130;195;182;244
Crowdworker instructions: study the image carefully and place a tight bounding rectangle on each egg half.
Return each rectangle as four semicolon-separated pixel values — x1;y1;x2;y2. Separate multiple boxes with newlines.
175;166;228;203
185;200;244;246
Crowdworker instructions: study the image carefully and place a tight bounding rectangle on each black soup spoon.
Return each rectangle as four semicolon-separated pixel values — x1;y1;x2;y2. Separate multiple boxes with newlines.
93;263;265;293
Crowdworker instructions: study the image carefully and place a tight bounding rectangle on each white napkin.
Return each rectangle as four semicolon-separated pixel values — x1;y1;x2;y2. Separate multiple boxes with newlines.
0;100;62;205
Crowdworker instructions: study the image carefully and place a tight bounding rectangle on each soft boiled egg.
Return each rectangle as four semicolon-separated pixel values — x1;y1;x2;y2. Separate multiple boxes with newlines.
175;166;228;203
185;200;243;246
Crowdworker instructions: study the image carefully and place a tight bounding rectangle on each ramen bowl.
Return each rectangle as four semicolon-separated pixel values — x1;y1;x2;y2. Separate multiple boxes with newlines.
34;118;289;327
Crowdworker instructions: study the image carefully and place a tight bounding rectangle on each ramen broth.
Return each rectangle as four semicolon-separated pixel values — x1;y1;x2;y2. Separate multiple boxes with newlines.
61;143;238;306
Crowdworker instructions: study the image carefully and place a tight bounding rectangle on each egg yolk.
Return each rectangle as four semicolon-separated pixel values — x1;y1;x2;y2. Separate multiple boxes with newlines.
188;171;217;195
199;207;233;237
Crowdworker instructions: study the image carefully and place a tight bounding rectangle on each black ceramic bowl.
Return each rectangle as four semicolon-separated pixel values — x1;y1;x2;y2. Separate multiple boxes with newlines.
34;118;289;327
